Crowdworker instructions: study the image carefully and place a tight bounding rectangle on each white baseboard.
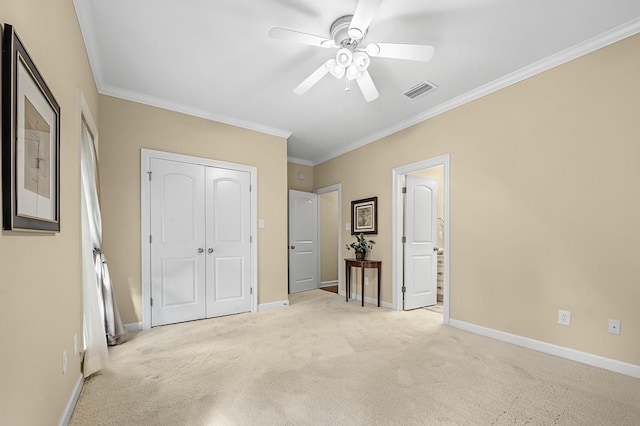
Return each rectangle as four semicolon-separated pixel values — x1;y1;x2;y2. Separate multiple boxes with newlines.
338;290;394;309
258;299;290;312
58;374;83;426
320;280;338;288
449;319;640;379
124;322;143;332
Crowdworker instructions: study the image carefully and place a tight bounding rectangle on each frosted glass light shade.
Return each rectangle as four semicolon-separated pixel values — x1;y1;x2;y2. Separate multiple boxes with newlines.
353;52;370;71
336;48;353;68
327;59;345;79
346;64;362;81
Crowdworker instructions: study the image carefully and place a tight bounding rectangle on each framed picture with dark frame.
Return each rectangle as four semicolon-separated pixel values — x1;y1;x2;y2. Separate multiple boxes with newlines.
2;23;61;232
351;196;377;235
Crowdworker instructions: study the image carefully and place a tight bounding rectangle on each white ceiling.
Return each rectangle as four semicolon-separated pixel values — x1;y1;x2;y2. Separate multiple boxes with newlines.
74;0;640;165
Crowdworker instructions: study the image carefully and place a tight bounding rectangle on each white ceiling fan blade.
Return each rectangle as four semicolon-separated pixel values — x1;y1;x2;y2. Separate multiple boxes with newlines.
294;61;331;95
356;70;379;102
366;43;435;62
348;0;383;39
269;27;334;48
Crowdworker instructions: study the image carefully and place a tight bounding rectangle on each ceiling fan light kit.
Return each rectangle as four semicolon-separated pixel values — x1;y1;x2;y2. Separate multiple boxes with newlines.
354;52;370;68
327;59;345;79
336;48;353;67
346;64;361;81
270;0;435;102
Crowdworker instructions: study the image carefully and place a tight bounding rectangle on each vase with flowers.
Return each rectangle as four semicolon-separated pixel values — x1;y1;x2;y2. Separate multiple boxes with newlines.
346;233;375;260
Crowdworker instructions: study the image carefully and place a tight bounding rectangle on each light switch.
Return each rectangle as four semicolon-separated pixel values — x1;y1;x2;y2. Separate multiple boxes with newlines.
346;223;351;231
258;219;265;228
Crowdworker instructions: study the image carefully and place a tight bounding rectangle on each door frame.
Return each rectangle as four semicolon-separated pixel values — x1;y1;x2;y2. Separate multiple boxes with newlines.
392;153;451;323
141;148;258;329
315;184;342;291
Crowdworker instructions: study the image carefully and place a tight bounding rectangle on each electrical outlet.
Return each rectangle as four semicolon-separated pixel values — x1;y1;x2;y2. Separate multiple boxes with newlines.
73;334;78;356
62;351;68;375
608;319;621;335
558;310;571;326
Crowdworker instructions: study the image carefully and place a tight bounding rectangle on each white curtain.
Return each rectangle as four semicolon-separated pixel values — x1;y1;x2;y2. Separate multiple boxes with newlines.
80;119;126;377
80;186;109;376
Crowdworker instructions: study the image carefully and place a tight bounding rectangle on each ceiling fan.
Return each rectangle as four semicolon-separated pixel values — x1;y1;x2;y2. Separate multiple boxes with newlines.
268;0;434;102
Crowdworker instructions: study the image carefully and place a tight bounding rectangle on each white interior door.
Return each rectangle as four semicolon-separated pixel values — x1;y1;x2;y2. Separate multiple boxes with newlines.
150;158;206;326
288;190;318;293
404;175;438;310
205;167;251;317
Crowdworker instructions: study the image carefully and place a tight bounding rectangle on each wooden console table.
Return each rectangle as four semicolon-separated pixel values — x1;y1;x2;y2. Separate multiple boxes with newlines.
344;259;381;307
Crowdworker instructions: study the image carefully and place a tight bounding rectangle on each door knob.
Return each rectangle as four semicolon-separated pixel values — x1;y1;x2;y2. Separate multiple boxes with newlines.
290;245;296;249
208;248;214;254
198;248;204;254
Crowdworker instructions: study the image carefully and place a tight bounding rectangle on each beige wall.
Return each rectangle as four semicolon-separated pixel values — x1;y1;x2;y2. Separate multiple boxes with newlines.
98;96;288;324
320;191;339;282
0;1;99;423
315;34;640;365
287;162;314;191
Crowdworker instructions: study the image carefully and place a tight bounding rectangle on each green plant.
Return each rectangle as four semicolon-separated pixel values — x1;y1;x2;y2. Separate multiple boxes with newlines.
346;233;375;253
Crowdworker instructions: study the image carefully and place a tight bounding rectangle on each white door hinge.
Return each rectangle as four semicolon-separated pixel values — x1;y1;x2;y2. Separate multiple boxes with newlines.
401;286;406;293
250;288;253;295
149;235;152;244
401;236;406;243
150;297;153;306
250;235;253;243
402;187;407;194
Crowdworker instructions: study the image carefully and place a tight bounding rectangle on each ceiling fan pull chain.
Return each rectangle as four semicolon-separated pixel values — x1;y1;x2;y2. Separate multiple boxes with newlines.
345;78;351;92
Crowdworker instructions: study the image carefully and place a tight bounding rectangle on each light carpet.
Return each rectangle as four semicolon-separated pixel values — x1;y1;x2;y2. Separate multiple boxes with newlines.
70;290;640;425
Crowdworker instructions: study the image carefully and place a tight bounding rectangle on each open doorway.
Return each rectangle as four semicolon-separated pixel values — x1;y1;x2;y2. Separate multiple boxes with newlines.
392;154;450;324
316;184;342;295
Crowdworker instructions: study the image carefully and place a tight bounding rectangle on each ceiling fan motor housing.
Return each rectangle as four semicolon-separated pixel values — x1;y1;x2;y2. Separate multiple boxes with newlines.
330;15;364;49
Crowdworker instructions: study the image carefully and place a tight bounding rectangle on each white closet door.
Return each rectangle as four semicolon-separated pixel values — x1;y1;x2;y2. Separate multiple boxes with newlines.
404;174;438;310
150;158;206;326
205;167;252;318
288;190;318;293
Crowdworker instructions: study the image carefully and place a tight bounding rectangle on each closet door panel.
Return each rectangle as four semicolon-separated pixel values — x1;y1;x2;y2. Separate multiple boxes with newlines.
205;167;251;318
150;158;206;326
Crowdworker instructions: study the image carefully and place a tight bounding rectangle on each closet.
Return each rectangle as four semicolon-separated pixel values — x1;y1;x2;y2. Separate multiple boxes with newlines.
149;157;251;326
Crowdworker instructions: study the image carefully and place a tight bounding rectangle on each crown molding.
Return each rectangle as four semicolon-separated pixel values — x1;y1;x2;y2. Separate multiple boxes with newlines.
100;84;292;139
73;0;105;90
287;157;314;166
74;0;291;140
312;17;640;166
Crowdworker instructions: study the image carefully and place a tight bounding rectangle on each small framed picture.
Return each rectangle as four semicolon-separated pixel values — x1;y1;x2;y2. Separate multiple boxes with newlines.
351;196;377;235
2;24;61;232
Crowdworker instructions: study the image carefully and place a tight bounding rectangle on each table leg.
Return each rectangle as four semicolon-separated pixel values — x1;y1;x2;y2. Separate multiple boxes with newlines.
361;265;365;307
377;264;381;307
345;264;349;302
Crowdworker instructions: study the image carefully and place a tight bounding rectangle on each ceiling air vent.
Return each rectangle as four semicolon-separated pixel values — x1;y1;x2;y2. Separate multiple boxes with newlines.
403;81;438;100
